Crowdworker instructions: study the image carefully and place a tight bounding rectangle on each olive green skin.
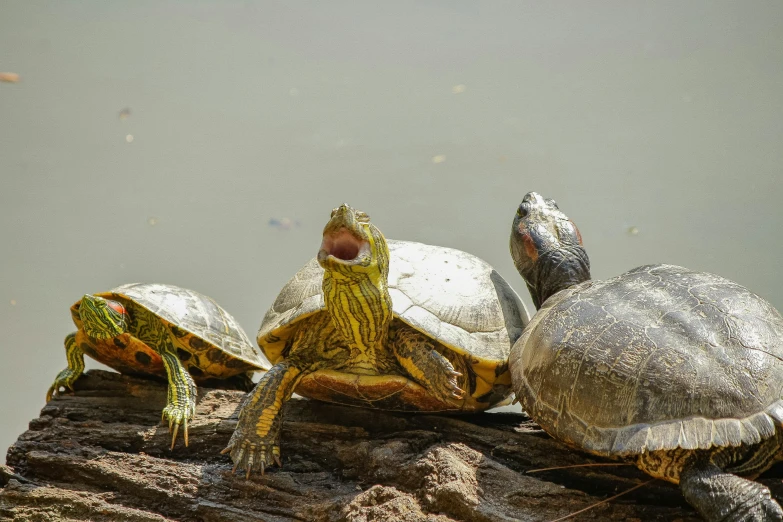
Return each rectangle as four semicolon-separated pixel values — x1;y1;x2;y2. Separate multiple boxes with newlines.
259;239;530;412
72;283;269;381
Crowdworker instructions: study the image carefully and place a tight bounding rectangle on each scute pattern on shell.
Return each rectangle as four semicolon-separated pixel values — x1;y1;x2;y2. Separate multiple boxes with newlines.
258;240;529;363
512;264;783;457
108;283;269;370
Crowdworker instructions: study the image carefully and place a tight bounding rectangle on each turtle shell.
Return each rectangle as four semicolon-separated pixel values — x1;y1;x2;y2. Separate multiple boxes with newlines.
258;240;529;410
72;283;269;380
511;264;783;459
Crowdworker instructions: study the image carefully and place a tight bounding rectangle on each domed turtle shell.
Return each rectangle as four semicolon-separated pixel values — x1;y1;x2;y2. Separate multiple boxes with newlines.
73;283;269;379
512;264;783;462
259;240;529;410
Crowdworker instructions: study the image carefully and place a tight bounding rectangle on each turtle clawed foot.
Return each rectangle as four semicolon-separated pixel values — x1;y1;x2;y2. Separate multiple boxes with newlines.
222;436;281;478
431;368;465;405
46;369;80;402
161;401;195;449
45;384;71;402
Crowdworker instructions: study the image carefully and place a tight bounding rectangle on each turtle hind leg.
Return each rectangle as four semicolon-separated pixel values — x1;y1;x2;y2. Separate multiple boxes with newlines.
159;342;197;449
390;326;465;406
47;333;85;401
679;460;783;521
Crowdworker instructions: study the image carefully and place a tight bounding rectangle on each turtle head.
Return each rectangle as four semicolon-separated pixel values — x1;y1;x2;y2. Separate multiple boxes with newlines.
79;294;129;340
510;192;590;309
318;204;389;279
317;204;392;355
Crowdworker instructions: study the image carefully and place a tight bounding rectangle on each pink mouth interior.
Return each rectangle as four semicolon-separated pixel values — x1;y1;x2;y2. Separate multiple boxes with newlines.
321;228;363;261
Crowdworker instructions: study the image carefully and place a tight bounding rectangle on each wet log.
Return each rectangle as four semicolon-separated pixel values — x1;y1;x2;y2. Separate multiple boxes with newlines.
0;369;741;521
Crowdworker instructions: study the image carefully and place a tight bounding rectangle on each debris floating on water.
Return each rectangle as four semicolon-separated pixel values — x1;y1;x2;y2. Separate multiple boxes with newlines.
431;155;446;164
627;226;640;236
0;72;20;83
10;299;17;306
147;217;158;226
126;134;134;143
119;108;131;120
269;217;301;230
452;84;466;94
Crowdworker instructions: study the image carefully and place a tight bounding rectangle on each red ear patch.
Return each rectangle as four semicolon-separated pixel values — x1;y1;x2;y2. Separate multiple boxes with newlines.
107;301;127;316
518;222;539;262
569;220;583;245
523;234;539;263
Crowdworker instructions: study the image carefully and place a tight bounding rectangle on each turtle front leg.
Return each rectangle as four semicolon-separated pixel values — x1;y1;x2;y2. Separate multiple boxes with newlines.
222;360;306;477
679;460;783;521
159;341;197;449
391;326;465;405
46;333;85;401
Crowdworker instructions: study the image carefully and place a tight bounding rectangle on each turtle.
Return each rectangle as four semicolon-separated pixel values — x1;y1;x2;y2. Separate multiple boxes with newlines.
47;283;270;448
508;191;783;521
223;203;529;476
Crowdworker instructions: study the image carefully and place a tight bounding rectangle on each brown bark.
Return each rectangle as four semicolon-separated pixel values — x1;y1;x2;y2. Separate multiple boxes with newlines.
0;369;746;521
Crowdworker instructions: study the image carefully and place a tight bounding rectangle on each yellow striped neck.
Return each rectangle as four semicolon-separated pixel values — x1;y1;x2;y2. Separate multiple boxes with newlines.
319;209;393;371
323;268;393;355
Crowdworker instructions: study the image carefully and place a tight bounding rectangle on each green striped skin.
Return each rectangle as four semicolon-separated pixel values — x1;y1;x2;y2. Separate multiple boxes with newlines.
45;333;84;401
225;205;465;477
79;294;128;340
47;286;266;450
47;294;128;401
48;295;197;448
319;206;393;374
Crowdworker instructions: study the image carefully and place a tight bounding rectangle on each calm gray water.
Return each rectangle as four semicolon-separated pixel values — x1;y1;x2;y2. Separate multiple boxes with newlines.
1;1;782;453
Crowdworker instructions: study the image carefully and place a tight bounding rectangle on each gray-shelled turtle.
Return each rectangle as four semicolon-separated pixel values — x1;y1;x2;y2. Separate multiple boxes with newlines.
508;192;783;522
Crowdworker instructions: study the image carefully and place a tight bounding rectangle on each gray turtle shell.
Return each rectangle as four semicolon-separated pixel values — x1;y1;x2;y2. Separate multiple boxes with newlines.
109;283;269;370
259;240;529;363
511;264;783;457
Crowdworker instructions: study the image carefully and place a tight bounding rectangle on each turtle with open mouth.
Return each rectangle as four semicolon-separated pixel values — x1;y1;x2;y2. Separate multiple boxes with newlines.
223;204;528;476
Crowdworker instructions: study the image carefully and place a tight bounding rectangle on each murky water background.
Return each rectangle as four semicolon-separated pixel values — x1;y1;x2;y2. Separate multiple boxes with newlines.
1;1;782;452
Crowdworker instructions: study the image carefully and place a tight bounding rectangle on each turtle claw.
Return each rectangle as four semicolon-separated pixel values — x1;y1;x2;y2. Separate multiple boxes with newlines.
223;434;282;478
161;400;195;449
170;423;181;450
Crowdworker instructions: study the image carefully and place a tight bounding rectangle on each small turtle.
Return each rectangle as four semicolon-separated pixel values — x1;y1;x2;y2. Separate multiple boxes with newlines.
223;204;528;475
47;283;269;448
508;192;783;521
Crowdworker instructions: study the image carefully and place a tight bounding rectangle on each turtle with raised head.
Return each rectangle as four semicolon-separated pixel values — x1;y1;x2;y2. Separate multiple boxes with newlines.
47;283;269;448
223;204;528;476
509;192;783;521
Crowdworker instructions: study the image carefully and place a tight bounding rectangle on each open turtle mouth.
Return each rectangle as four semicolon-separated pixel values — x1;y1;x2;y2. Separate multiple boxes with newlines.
320;228;369;263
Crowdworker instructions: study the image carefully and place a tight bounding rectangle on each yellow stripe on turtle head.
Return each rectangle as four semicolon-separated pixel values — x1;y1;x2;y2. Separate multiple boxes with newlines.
317;204;393;355
79;294;129;340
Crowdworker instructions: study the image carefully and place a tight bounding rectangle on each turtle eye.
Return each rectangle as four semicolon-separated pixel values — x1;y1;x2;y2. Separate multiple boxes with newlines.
517;204;529;218
356;211;370;223
330;208;339;218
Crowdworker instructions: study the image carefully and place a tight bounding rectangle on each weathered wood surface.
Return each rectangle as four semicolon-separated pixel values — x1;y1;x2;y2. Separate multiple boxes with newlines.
3;369;766;522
